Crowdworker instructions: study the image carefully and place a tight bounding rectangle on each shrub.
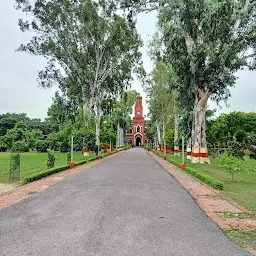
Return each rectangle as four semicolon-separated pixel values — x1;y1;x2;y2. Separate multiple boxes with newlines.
11;141;29;153
23;164;69;184
165;156;224;190
124;145;132;150
184;166;224;190
46;150;55;169
9;153;20;180
144;145;150;151
0;144;7;152
166;158;181;168
219;152;242;182
36;140;49;152
74;159;87;167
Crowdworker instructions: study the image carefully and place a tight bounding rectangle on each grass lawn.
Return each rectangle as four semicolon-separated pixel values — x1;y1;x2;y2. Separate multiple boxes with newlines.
0;151;96;183
162;153;256;213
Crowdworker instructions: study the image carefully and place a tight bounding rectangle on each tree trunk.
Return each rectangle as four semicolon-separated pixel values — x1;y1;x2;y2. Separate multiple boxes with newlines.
156;120;161;145
191;88;211;164
117;122;120;148
186;137;192;160
174;113;180;156
162;121;165;141
95;104;101;156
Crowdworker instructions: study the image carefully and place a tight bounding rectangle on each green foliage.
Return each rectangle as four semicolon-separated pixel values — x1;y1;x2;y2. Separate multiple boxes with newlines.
47;132;61;151
46;150;55;169
207;112;256;146
165;129;174;149
14;121;27;131
35;140;50;152
144;145;150;151
0;118;17;136
184;166;224;190
11;141;29;153
74;159;88;167
159;153;224;190
23;164;69;184
123;145;132;150
0;144;7;152
219;152;242;182
26;129;43;150
9;153;20;181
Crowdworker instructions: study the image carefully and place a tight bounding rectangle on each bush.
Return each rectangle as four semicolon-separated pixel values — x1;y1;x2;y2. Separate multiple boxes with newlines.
74;159;87;167
166;157;181;168
0;144;7;152
219;152;242;182
124;145;132;150
164;155;224;190
36;140;50;152
144;145;150;151
47;150;55;169
23;164;69;184
184;166;224;190
11;141;29;153
9;153;20;180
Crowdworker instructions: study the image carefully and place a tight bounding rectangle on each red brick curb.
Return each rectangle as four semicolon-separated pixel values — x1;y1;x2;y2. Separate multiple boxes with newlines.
0;152;122;212
149;151;256;255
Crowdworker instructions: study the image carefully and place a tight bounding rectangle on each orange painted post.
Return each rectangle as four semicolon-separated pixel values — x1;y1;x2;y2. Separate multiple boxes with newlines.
69;162;75;169
103;144;108;153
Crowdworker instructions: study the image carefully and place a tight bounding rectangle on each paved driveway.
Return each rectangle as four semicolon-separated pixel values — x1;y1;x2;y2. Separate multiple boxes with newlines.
0;148;247;256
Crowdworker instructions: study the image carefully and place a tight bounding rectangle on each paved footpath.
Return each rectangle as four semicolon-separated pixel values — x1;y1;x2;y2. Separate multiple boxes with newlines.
0;148;247;256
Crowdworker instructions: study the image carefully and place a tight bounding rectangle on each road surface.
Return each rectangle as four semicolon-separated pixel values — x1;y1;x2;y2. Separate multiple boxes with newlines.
0;148;246;256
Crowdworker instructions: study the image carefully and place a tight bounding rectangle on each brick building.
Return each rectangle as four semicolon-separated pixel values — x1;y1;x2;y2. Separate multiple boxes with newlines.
124;96;148;146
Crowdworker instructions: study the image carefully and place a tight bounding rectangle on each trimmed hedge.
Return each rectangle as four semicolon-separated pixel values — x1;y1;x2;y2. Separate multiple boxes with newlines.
24;164;69;184
154;152;224;190
184;166;224;190
74;159;87;167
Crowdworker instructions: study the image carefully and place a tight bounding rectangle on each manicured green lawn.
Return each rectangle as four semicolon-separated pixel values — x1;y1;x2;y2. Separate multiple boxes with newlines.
163;154;256;213
0;151;96;183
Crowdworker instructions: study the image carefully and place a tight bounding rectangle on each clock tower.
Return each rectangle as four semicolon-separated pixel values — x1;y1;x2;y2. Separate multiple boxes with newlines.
134;96;143;119
124;96;148;146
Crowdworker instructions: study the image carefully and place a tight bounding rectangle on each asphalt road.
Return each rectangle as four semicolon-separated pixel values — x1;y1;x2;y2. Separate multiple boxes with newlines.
0;148;247;256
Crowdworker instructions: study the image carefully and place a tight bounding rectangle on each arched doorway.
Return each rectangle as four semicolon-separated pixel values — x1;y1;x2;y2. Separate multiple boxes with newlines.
136;136;142;146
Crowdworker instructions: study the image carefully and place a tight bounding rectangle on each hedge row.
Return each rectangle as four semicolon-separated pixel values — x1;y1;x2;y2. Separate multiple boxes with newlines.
153;151;224;190
184;166;224;190
24;164;69;184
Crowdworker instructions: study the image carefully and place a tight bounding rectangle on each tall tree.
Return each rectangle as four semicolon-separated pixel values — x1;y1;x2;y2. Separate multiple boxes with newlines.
157;0;256;164
146;61;175;145
16;0;143;151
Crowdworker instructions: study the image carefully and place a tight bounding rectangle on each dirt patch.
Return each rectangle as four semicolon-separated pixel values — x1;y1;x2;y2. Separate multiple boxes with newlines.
0;183;19;196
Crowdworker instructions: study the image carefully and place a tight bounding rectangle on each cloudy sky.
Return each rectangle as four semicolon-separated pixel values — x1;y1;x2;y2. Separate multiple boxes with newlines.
0;1;255;120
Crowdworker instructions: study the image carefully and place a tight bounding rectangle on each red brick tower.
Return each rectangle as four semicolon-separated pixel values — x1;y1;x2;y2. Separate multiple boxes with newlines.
124;96;148;146
133;96;148;146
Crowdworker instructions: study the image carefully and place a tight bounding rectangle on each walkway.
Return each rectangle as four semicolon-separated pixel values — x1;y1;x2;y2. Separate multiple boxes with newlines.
0;148;246;256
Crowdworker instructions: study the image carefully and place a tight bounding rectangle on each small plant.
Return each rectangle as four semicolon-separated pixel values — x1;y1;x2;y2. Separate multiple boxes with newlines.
9;153;20;180
219;152;242;182
67;152;71;164
46;150;55;169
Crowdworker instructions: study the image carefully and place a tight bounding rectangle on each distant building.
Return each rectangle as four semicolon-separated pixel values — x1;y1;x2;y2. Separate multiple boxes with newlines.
124;96;148;146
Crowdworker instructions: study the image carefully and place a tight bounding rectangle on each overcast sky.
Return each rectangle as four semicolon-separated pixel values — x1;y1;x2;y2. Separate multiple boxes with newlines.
0;1;255;120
